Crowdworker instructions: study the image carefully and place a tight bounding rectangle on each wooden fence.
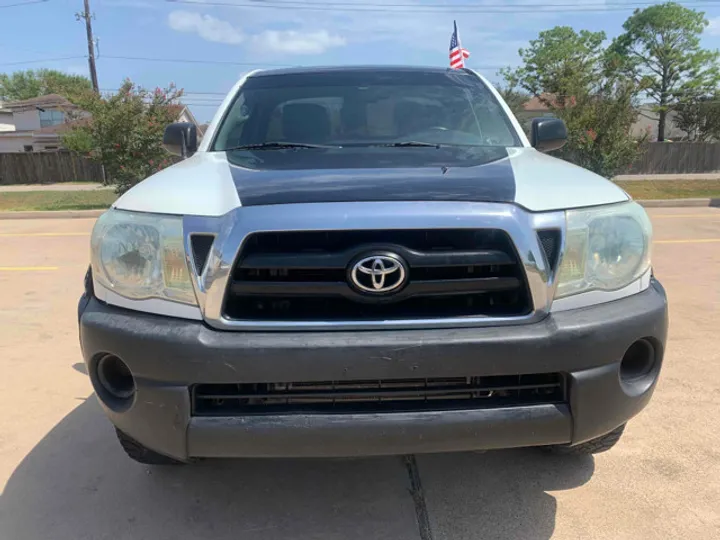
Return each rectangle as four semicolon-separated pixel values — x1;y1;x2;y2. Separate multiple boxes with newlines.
631;142;720;174
0;152;104;185
1;141;720;184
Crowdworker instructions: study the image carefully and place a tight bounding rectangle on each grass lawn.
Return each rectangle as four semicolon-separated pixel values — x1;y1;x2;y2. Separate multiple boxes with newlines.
0;190;117;212
0;180;718;212
616;180;720;200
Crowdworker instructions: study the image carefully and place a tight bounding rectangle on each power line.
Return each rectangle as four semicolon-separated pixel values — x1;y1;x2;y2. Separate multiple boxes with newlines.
100;88;228;95
0;55;87;66
0;0;48;8
100;55;507;70
102;54;295;67
174;0;720;7
165;0;720;13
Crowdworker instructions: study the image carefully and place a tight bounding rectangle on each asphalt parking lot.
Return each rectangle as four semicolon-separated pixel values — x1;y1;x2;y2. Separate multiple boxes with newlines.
1;207;719;540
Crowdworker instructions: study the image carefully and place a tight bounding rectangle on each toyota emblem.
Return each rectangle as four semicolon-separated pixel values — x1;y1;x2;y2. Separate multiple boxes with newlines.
349;253;408;294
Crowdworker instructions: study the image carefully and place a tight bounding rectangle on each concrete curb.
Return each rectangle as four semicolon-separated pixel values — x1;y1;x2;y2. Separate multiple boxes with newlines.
0;209;105;220
638;198;718;208
615;174;720;182
0;200;716;218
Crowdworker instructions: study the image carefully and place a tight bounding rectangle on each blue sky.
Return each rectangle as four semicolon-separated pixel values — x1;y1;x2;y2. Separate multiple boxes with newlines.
2;0;720;121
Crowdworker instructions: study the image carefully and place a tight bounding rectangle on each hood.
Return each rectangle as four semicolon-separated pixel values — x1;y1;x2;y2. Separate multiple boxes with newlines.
114;146;628;216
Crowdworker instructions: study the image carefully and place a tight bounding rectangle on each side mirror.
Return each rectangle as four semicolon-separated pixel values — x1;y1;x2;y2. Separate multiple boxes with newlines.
531;118;567;153
163;122;198;158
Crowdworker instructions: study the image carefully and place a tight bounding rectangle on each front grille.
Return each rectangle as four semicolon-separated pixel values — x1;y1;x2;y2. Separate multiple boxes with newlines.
223;229;531;322
191;373;566;416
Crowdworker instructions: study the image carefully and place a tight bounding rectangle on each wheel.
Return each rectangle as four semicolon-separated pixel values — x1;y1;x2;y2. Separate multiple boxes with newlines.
545;424;626;456
115;428;184;465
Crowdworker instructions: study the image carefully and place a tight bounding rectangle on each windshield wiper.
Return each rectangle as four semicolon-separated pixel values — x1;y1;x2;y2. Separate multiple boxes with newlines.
224;141;339;151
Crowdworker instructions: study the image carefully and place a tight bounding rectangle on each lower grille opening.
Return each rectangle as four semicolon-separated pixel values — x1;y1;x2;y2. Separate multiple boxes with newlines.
191;373;566;416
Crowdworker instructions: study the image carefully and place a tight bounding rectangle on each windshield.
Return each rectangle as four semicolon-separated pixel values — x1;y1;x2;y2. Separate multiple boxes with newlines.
211;69;522;151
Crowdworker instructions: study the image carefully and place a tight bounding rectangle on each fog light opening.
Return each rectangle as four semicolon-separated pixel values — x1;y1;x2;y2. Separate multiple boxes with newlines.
97;354;135;400
620;339;656;382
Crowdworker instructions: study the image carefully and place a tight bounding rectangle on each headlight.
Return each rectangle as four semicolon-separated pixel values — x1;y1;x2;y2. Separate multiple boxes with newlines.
555;202;652;299
91;209;197;305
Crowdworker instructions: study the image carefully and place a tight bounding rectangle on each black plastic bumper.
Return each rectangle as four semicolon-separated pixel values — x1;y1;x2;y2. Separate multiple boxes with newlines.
79;280;668;461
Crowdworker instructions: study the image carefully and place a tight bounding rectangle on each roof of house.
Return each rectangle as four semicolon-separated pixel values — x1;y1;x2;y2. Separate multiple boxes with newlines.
3;94;75;111
166;104;185;118
522;94;566;112
523;95;550;112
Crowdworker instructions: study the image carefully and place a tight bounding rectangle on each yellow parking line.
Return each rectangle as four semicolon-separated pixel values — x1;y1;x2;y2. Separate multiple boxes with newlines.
0;232;90;237
652;214;720;219
0;266;59;271
654;238;720;244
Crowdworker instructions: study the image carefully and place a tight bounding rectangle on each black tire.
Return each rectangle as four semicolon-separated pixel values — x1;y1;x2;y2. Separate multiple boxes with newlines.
115;428;184;465
546;424;626;456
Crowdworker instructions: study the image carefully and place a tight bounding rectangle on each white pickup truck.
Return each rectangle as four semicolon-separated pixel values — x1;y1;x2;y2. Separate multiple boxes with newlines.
78;66;668;464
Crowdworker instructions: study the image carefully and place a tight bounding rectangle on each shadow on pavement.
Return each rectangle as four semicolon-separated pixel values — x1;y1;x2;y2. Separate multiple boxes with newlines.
1;399;594;540
71;362;87;375
417;449;594;540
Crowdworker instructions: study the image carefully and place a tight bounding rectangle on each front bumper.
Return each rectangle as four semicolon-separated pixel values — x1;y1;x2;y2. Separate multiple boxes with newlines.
79;280;668;461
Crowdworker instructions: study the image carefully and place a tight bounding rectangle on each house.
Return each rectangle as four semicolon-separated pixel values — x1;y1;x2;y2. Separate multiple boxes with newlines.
0;94;77;152
0;101;14;132
0;95;201;153
630;104;685;141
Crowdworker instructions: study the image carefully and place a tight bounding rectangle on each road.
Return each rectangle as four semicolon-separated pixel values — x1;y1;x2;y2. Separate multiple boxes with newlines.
1;208;719;540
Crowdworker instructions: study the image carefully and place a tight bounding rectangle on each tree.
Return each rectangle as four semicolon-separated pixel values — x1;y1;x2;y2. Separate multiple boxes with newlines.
609;2;720;141
0;69;92;103
63;80;183;193
555;81;647;178
503;27;607;109
502;26;646;178
674;95;720;141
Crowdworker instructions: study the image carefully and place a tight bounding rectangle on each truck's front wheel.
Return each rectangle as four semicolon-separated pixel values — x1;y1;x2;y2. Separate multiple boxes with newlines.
115;428;184;465
546;424;626;455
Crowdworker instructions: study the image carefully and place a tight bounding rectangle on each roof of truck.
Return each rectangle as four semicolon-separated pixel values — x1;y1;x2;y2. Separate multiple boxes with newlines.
250;65;470;78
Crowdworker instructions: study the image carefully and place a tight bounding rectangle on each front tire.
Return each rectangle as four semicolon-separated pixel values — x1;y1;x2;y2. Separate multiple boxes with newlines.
115;428;184;465
546;424;626;455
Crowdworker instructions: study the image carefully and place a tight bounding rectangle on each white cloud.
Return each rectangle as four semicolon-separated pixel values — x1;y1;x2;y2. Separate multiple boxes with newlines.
251;30;346;55
168;11;244;45
708;17;720;36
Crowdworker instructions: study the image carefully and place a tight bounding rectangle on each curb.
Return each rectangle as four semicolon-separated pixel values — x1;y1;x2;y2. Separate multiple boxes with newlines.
0;209;105;220
0;200;715;218
637;198;717;208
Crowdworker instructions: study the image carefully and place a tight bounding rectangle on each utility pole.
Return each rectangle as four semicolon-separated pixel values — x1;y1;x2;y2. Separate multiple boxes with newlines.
76;0;99;93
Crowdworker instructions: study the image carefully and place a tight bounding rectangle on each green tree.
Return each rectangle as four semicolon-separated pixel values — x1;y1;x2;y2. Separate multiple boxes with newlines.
503;26;607;109
556;82;647;178
609;2;720;141
674;95;720;141
0;69;92;103
63;80;183;193
502;26;646;178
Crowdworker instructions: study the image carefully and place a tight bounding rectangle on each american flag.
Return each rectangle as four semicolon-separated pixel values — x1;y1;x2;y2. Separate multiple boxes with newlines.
449;20;470;69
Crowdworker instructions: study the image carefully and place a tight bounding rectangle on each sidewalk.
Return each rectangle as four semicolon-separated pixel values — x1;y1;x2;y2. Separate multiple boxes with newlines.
0;183;109;193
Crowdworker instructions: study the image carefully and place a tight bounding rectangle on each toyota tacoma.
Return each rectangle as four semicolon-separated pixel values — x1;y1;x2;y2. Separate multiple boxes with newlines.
78;66;668;464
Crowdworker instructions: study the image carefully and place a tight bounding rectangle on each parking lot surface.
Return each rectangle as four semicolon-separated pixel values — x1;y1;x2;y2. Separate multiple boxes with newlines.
1;208;719;540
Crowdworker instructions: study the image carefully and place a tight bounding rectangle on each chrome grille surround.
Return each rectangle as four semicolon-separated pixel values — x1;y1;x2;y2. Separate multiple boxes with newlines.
183;201;566;331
